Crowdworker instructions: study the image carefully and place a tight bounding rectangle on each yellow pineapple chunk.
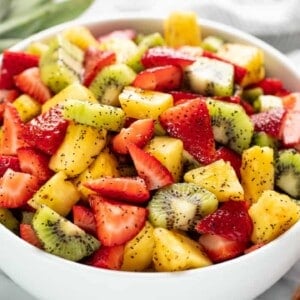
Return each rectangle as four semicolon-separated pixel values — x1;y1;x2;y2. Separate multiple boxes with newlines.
122;222;154;271
26;42;49;57
62;26;99;50
164;11;201;47
241;146;274;203
119;86;173;120
217;43;265;86
249;190;300;244
42;82;97;113
144;136;183;182
12;94;41;122
184;159;244;202
75;148;120;200
49;123;107;177
29;171;80;216
152;228;211;272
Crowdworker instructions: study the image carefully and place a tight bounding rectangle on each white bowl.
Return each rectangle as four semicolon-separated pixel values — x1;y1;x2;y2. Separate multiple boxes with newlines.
0;16;300;300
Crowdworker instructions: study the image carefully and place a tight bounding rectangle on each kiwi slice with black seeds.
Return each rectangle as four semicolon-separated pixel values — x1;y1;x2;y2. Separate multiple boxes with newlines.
32;205;100;261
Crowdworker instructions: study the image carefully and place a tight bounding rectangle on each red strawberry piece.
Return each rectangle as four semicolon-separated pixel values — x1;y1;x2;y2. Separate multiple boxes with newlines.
0;168;39;208
89;195;147;246
20;223;42;248
72;205;97;236
213;95;241;104
202;50;247;84
282;93;300;111
127;143;174;190
0;103;28;155
251;108;286;139
240;99;255;115
98;29;136;43
169;91;202;104
85;245;124;270
215;146;242;178
199;233;246;263
22;107;69;155
244;243;265;254
196;200;253;243
83;47;116;87
84;176;150;204
17;147;53;183
159;98;216;165
141;47;196;69
112;118;154;154
0;51;39;89
0;155;20;176
0;89;19;123
132;65;182;92
14;67;51;104
251;77;288;96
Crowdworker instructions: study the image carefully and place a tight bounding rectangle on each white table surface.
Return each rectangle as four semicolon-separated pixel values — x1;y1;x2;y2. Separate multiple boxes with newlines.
0;1;299;299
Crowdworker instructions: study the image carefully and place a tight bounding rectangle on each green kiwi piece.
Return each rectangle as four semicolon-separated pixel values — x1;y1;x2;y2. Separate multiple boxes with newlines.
242;87;263;104
184;57;234;97
182;149;202;173
251;131;279;149
207;98;254;154
275;149;300;199
32;205;100;261
148;183;218;231
0;208;19;234
89;64;136;106
201;36;224;53
40;35;84;93
62;99;125;131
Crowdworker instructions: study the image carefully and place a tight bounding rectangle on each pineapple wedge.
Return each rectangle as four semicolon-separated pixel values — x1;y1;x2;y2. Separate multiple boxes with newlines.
144;136;183;182
217;43;265;86
122;222;155;271
62;26;99;50
184;159;244;202
164;11;201;47
249;190;300;244
241;146;274;203
12;94;41;122
75;148;120;200
49;123;107;177
42;82;97;113
153;228;211;272
119;86;173;120
29;171;80;216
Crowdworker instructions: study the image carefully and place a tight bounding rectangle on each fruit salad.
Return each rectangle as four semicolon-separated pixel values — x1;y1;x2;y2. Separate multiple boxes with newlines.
0;11;299;272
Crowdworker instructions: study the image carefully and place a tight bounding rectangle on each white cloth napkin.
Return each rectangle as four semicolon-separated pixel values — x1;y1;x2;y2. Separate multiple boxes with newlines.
1;0;299;299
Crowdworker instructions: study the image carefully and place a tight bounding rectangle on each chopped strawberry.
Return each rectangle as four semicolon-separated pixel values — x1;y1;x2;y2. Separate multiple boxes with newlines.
85;245;124;270
133;65;182;92
244;243;265;254
19;223;42;248
98;29;136;42
159;98;216;165
251;108;286;139
199;233;246;263
89;195;147;246
14;67;51;104
215;146;242;178
240;99;255;115
72;205;97;236
196;200;253;243
17;147;53;183
213;95;241;104
0;51;39;89
0;155;20;176
127;143;174;190
169;91;202;104
84;176;150;203
83;47;116;87
141;47;196;69
202;50;247;84
282;93;300;111
0;103;28;155
0;89;19;122
0;168;39;208
112;118;154;154
250;77;288;96
22;107;69;155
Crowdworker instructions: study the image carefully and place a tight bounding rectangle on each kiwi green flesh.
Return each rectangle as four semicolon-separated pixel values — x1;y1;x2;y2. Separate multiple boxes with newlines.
275;149;300;199
32;205;100;261
89;64;136;106
62;99;125;131
207;99;254;154
148;183;218;231
251;132;279;149
0;208;19;234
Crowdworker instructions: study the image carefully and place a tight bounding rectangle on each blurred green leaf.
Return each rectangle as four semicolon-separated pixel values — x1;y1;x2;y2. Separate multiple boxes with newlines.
0;38;21;52
8;0;51;18
0;0;12;21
